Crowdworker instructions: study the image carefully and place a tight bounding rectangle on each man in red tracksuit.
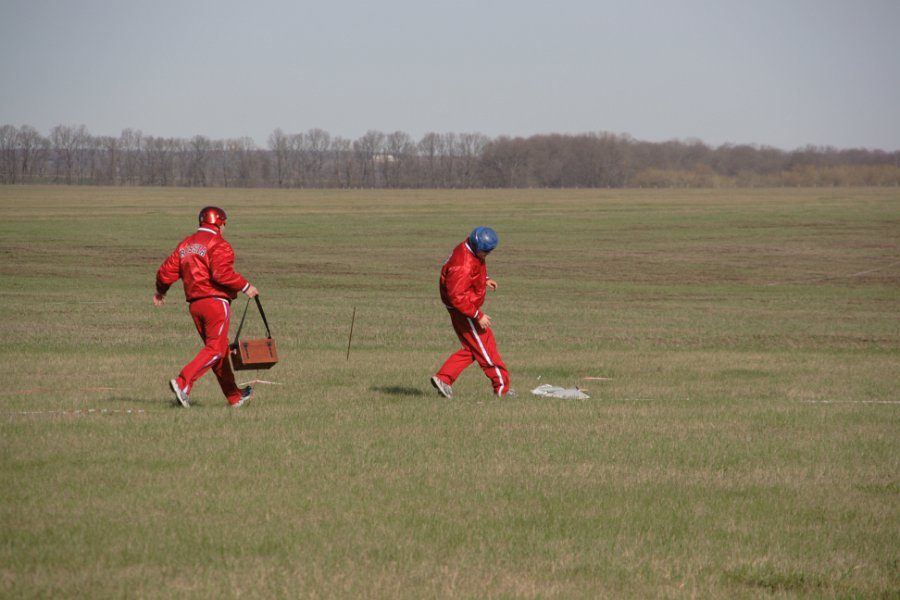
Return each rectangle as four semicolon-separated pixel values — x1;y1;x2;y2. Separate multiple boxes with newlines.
154;206;259;407
431;226;512;398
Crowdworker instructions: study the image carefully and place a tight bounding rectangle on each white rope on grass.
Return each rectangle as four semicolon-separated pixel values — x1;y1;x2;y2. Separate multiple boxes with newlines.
0;387;117;396
765;259;900;286
11;409;148;416
800;400;900;404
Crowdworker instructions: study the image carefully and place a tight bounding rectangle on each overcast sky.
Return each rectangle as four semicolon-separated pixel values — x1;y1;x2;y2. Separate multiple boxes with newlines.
1;0;898;151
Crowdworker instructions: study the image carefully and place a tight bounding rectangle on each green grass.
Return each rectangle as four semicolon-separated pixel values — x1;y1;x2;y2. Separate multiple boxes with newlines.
1;186;898;598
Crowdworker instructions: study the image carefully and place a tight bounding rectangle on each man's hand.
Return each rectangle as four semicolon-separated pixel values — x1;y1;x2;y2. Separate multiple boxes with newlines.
153;292;166;306
477;312;492;329
244;284;259;298
486;278;498;291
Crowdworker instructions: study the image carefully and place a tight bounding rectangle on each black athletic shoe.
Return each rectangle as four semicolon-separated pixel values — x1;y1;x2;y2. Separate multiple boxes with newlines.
230;386;253;407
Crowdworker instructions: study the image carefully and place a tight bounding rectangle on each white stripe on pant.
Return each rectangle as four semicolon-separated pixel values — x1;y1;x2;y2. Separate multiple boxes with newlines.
467;317;506;395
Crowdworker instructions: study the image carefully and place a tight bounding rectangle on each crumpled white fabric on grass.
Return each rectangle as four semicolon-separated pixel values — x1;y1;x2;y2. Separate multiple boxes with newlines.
530;384;591;399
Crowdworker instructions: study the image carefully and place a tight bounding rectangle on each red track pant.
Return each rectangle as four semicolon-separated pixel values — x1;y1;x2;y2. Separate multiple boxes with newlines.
435;309;510;396
174;297;241;403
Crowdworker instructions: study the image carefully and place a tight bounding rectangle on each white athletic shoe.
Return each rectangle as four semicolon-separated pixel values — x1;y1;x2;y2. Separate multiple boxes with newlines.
169;379;191;408
431;376;453;399
230;386;253;407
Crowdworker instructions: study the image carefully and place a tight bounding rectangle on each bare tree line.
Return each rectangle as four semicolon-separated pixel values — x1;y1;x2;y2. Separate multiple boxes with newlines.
1;124;898;188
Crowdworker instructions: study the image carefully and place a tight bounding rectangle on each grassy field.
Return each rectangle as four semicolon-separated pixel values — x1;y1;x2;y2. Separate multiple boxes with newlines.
1;185;898;599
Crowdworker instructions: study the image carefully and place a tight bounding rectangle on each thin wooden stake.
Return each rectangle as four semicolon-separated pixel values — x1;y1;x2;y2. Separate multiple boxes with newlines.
346;306;356;360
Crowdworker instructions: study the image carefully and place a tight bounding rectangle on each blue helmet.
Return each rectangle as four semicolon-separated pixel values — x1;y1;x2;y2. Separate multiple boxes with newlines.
469;226;498;253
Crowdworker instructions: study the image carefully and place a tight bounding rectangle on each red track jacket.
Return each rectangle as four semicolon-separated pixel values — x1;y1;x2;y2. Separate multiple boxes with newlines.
440;240;489;320
156;226;249;302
